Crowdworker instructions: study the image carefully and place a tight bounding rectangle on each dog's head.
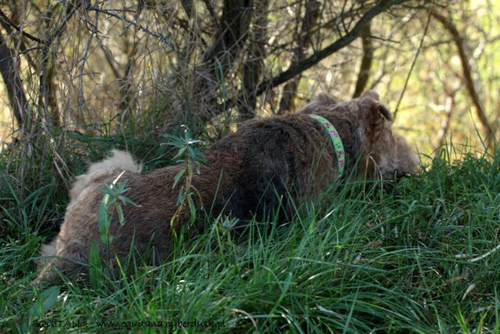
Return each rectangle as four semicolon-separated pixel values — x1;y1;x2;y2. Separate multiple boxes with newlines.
343;90;418;180
303;90;418;181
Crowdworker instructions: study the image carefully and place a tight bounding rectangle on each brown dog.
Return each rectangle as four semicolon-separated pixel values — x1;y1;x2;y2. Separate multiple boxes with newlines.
34;90;417;285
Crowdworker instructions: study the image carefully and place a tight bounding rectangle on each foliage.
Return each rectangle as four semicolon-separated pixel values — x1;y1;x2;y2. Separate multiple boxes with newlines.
164;126;207;227
97;173;139;246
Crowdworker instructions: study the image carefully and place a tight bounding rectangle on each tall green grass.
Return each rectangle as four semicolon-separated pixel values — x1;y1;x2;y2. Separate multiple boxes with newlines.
1;142;500;333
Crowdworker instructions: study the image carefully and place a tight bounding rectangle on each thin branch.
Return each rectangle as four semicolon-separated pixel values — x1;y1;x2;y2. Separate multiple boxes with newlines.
40;2;82;129
393;2;434;119
202;0;218;26
279;0;321;114
222;0;411;113
87;7;174;50
0;9;46;44
436;92;457;149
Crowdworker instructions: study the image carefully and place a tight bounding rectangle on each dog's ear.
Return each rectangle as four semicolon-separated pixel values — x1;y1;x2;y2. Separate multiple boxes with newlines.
365;102;393;126
360;90;392;122
361;90;380;101
376;103;393;122
316;92;336;105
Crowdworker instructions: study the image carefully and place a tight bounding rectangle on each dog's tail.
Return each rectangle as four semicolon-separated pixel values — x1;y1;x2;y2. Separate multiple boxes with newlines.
69;150;141;201
32;150;141;286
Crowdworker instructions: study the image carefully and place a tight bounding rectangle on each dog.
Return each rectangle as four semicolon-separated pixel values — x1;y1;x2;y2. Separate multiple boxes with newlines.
33;90;417;285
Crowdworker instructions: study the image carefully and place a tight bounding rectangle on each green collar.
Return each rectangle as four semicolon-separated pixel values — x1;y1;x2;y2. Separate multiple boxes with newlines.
309;114;345;179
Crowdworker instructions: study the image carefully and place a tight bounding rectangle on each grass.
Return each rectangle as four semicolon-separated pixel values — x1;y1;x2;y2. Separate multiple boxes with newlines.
1;142;500;333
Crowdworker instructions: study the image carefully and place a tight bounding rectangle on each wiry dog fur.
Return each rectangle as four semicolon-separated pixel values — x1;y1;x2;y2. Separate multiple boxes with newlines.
34;90;417;285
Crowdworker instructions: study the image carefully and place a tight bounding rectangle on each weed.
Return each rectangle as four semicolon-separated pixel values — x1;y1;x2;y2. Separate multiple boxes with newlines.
163;126;207;228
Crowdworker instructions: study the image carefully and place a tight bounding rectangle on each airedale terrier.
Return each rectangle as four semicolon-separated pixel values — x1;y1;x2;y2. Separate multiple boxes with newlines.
34;90;417;285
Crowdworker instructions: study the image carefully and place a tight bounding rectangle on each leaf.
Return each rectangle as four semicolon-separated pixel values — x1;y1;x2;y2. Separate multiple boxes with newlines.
173;147;187;160
187;195;196;224
118;196;140;207
118;179;129;192
98;187;114;196
97;197;111;246
101;182;114;192
177;186;185;205
173;169;186;189
116;203;125;226
89;239;103;290
223;217;239;228
29;286;60;318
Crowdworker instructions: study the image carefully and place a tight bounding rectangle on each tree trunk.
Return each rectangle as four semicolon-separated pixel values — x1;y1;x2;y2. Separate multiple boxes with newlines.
239;0;269;121
279;0;321;114
219;0;410;114
432;11;494;149
194;0;254;123
353;21;373;98
0;32;27;131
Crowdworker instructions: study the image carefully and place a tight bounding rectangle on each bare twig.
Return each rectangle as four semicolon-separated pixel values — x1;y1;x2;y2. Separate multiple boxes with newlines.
220;0;411;115
279;0;321;114
436;80;461;150
87;7;174;50
194;0;254;122
40;2;82;129
393;2;434;119
254;0;409;97
0;9;46;44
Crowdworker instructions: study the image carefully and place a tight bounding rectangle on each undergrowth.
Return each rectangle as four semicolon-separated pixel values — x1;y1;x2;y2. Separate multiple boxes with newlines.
1;140;500;333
